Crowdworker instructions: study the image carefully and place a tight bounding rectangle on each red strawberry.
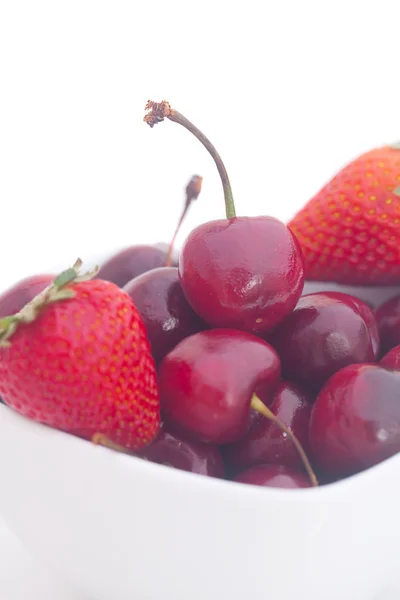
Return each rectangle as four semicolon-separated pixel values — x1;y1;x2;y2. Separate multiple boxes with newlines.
288;144;400;285
0;260;160;451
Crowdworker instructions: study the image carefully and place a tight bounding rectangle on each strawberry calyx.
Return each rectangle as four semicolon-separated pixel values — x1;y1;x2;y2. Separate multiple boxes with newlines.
0;258;99;347
390;141;400;150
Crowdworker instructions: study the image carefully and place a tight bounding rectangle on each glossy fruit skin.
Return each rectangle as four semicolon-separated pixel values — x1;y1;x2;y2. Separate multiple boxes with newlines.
269;292;376;392
380;345;400;370
0;279;160;450
139;423;224;478
309;363;400;477
178;216;305;335
98;245;167;288
223;381;313;473
0;274;54;318
333;292;380;359
289;145;400;285
375;295;400;355
124;267;205;364
233;464;311;488
158;329;281;444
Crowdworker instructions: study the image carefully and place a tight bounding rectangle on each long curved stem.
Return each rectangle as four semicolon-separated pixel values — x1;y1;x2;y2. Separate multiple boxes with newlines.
251;394;318;487
144;100;236;220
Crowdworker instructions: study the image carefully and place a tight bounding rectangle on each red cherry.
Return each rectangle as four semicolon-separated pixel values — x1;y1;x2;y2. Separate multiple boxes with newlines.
0;274;55;318
309;363;400;477
380;345;400;370
158;328;318;486
123;267;205;364
375;295;400;355
158;329;280;444
326;291;380;359
223;381;313;473
144;100;305;335
269;292;377;392
233;465;311;489
97;245;167;288
139;423;224;478
179;217;304;334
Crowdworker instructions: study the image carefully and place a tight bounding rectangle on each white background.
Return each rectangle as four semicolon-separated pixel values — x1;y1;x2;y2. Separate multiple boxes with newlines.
0;1;399;597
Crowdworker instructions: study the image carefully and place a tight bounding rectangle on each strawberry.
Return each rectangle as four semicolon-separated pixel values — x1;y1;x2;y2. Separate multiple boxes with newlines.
0;260;160;451
288;143;400;285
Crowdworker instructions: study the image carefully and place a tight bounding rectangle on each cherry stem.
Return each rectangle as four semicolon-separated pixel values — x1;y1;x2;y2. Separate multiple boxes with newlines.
251;394;318;487
144;100;236;220
165;175;203;267
92;433;131;454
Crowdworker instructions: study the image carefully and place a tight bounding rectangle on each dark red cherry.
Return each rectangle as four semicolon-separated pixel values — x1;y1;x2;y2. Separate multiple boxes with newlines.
324;291;380;359
269;292;377;392
139;423;224;478
158;329;281;445
309;363;400;477
123;267;205;364
97;245;167;288
375;295;400;355
179;217;304;335
0;274;54;318
233;465;311;489
223;381;313;473
158;328;318;486
380;345;400;370
144;100;304;336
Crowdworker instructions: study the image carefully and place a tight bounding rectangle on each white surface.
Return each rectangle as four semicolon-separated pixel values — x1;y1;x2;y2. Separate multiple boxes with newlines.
0;520;75;599
1;404;400;600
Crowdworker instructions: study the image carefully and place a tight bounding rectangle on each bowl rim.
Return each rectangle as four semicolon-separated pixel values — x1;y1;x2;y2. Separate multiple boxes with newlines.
1;402;398;504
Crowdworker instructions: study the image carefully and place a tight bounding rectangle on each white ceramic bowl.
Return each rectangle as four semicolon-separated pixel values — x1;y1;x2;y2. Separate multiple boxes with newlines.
0;403;400;600
1;260;400;600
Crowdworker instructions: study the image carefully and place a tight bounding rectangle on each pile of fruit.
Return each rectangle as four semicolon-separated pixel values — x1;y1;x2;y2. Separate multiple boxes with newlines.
1;100;400;491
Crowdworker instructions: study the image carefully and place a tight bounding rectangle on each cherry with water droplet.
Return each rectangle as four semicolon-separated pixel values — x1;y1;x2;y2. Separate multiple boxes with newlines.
223;381;313;474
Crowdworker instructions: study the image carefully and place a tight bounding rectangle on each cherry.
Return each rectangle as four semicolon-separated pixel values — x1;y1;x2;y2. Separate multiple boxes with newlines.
0;274;55;318
123;266;205;364
158;328;318;486
138;423;224;478
269;291;377;392
223;381;313;474
328;292;380;359
233;465;311;489
309;363;400;477
144;101;305;336
98;174;202;287
380;345;400;370
375;295;400;356
97;245;168;288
